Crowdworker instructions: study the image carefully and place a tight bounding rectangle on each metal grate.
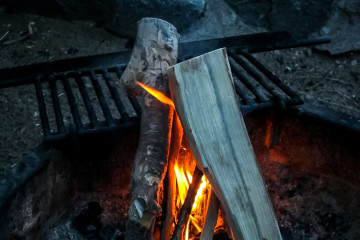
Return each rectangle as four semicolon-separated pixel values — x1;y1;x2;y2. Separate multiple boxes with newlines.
0;32;330;142
228;50;303;114
33;67;142;142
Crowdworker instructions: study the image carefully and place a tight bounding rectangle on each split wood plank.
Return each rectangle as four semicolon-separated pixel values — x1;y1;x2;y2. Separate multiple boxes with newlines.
167;48;282;240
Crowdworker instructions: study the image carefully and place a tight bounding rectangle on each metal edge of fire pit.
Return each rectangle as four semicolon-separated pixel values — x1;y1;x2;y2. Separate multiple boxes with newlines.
0;103;359;214
0;144;58;213
290;103;360;134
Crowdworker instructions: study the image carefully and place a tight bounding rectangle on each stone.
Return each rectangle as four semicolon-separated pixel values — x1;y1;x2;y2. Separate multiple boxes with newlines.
224;0;360;54
224;0;271;29
306;48;313;57
108;0;206;37
55;0;206;38
313;0;360;54
268;0;334;38
181;0;265;42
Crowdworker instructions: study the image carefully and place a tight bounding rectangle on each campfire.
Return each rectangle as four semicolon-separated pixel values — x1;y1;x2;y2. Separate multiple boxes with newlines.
136;80;227;240
120;18;281;240
1;15;360;240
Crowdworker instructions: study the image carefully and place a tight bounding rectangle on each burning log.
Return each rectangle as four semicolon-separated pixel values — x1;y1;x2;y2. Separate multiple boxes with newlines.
160;113;183;240
200;188;220;240
120;18;179;240
167;48;282;240
171;167;203;240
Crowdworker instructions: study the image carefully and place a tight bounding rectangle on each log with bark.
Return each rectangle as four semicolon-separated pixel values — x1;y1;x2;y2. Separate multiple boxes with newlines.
167;48;282;240
119;18;180;240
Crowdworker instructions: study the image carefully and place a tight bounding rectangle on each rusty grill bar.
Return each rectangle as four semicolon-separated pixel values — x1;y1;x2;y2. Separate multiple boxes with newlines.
0;32;330;142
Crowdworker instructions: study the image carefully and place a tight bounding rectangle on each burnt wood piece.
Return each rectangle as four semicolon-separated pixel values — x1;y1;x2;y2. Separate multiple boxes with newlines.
200;188;220;240
121;18;179;240
160;113;183;240
171;167;203;240
167;48;282;240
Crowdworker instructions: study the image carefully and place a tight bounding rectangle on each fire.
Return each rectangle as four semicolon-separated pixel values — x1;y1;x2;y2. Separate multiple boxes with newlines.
136;81;175;108
174;161;210;239
137;80;225;239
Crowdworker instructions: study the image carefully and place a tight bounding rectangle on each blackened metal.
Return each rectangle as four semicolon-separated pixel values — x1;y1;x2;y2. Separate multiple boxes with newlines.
0;32;330;141
0;32;329;89
115;68;142;117
102;69;130;122
62;74;83;130
270;96;287;148
178;31;330;60
232;80;247;104
229;51;284;100
240;50;300;99
73;72;99;128
229;57;268;102
290;104;360;134
34;77;50;136
48;75;66;133
0;51;133;88
89;70;115;126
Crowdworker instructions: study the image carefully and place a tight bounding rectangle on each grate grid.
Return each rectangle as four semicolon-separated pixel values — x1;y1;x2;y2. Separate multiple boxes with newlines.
0;32;330;142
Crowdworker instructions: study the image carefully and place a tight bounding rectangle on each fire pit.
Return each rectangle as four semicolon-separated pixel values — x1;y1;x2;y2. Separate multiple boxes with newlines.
0;27;359;240
0;105;359;239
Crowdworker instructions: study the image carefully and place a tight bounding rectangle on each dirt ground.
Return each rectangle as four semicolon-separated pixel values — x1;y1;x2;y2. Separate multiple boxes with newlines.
0;11;359;173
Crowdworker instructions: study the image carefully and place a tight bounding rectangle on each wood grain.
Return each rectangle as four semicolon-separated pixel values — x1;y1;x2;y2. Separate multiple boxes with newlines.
167;48;282;240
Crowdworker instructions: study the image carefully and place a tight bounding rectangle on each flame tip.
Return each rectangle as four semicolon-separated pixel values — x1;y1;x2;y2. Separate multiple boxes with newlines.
136;81;175;108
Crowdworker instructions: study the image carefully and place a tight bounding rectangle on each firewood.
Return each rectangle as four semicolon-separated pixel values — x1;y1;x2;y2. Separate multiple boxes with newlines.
160;113;183;240
120;18;179;96
200;188;220;240
121;18;180;240
171;167;203;240
167;48;282;240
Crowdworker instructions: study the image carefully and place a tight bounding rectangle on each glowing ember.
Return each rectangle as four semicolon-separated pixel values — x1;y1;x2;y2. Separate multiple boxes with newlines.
136;81;175;108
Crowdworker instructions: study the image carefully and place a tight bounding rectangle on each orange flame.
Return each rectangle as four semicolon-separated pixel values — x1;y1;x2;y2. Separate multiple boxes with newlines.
136;81;175;108
174;163;210;240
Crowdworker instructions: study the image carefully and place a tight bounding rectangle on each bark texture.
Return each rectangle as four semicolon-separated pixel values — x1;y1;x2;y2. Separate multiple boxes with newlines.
121;18;179;240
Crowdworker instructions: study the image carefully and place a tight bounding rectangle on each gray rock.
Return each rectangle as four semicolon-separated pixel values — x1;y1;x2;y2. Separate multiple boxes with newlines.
181;0;265;42
55;0;206;38
313;0;360;54
224;0;271;29
268;0;334;38
225;0;334;39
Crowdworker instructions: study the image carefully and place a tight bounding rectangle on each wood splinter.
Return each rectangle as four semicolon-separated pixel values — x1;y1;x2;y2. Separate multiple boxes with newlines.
120;18;180;240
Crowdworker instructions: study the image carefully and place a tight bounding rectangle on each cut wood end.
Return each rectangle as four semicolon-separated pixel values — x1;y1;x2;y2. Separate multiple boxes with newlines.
120;17;180;96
